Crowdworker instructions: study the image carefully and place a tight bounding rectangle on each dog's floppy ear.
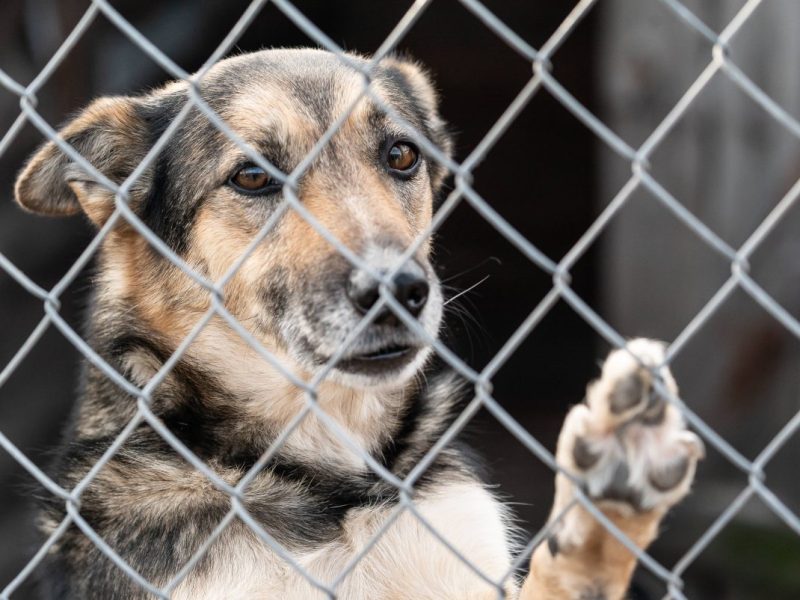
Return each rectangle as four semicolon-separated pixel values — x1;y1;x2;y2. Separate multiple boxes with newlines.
14;96;151;226
380;56;454;193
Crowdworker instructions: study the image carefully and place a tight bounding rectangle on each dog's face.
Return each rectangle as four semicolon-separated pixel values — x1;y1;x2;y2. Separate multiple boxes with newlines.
14;49;453;389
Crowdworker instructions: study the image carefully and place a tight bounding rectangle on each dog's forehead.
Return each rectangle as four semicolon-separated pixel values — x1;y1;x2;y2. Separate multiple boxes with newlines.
209;47;363;79
202;49;424;137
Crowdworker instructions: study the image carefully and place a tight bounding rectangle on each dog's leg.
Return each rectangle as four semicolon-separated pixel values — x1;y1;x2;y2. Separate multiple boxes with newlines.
519;339;704;600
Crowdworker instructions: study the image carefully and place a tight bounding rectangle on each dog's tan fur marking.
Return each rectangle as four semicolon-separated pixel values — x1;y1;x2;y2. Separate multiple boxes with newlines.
523;508;661;600
224;84;318;145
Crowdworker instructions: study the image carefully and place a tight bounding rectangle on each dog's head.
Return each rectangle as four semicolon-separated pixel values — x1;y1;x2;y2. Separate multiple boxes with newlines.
14;49;453;390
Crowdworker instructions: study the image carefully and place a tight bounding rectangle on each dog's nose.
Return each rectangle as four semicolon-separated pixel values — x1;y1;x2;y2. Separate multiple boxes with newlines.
347;263;429;323
393;272;429;317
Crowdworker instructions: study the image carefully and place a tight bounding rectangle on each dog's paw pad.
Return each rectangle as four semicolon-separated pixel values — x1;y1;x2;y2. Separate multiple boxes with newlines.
572;435;602;470
589;338;673;426
557;339;703;515
609;372;646;414
648;456;690;492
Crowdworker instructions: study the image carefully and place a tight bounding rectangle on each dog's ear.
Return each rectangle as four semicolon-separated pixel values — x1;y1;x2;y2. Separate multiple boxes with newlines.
14;96;152;226
380;56;454;193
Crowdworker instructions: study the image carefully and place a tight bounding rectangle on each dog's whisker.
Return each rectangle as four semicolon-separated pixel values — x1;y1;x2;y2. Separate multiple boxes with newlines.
440;256;501;284
443;275;490;307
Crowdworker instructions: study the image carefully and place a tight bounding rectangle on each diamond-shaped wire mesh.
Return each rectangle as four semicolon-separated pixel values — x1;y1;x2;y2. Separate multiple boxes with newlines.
1;0;799;598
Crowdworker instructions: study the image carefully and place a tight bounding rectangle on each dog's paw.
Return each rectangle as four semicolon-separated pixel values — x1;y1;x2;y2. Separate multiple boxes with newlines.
549;339;704;553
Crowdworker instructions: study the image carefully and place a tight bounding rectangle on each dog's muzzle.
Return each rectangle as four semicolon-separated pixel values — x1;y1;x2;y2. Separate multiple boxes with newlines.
335;258;433;376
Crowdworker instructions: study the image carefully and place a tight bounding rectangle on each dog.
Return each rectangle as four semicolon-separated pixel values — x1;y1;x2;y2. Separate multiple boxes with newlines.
13;48;704;599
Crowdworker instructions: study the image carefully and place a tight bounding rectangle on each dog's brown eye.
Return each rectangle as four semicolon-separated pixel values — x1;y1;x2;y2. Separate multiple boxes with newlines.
386;142;419;173
229;165;278;194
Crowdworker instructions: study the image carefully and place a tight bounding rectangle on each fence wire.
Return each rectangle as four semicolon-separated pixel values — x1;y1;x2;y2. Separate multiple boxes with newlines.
0;0;799;598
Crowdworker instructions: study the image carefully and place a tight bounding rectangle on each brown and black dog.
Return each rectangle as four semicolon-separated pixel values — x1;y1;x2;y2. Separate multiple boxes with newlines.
14;48;703;599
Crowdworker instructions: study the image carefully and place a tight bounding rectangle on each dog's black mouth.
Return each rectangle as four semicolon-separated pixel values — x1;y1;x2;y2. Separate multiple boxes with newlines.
335;344;420;375
359;344;412;361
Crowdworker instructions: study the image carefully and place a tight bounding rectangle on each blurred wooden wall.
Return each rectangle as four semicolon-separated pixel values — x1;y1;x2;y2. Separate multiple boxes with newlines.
599;1;800;596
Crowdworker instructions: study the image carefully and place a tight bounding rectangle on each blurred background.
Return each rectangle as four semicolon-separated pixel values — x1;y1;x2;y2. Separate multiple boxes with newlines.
1;1;799;598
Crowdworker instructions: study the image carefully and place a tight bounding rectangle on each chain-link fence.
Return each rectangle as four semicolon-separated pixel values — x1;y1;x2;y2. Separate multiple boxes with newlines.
1;0;799;598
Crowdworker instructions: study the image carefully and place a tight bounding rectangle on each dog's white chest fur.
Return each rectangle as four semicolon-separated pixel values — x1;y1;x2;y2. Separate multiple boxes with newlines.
172;482;516;600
